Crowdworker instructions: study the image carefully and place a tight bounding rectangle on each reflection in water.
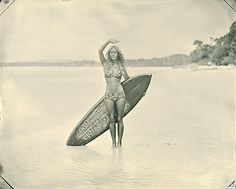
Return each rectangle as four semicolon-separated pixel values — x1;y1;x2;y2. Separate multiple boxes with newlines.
66;146;126;187
66;146;100;162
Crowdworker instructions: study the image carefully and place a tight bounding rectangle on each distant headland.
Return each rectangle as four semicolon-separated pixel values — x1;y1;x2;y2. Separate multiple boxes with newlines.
0;54;190;67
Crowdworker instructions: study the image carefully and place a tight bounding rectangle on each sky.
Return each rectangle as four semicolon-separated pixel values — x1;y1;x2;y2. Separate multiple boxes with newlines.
0;0;235;62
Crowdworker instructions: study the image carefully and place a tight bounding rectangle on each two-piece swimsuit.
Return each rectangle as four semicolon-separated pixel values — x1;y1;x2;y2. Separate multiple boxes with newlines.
104;63;126;101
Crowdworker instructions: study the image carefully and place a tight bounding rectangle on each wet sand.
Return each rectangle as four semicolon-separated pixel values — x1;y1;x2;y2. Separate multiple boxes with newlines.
0;66;235;189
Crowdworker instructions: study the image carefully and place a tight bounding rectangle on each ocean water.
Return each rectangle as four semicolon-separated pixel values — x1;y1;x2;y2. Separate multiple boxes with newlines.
0;66;235;189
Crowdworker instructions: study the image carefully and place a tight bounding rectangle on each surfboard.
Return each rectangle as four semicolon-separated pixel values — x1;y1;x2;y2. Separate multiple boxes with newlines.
66;74;152;146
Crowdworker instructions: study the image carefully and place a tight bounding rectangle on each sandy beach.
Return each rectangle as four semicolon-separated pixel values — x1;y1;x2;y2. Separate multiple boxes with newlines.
0;66;235;189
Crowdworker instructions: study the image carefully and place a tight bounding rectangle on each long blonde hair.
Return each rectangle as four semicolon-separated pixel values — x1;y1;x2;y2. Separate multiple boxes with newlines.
106;45;126;66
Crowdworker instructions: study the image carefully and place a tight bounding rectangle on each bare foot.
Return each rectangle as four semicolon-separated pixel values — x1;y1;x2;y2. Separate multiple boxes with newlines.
117;142;122;147
112;143;116;148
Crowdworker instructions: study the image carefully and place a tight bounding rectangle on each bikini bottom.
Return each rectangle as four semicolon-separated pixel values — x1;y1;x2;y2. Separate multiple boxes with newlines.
104;91;126;101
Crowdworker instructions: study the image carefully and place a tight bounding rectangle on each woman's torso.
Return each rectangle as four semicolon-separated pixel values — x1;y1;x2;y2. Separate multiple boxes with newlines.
103;61;124;93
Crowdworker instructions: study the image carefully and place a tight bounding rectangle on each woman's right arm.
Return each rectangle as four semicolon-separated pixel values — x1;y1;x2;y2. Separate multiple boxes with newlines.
98;41;110;64
98;39;119;64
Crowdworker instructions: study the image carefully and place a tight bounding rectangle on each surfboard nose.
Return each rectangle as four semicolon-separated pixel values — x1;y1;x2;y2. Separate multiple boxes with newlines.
139;74;152;86
145;73;152;84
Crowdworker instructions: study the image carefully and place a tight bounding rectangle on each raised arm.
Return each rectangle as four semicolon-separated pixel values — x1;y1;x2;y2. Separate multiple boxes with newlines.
98;39;119;64
98;41;109;64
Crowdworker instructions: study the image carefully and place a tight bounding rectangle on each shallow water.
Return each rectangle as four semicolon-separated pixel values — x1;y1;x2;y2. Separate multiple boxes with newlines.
0;66;235;189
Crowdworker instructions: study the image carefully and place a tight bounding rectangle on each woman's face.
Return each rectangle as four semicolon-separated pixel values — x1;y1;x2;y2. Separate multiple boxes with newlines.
110;47;118;61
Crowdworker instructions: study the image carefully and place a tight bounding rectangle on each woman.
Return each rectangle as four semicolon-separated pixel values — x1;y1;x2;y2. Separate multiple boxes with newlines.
98;39;130;147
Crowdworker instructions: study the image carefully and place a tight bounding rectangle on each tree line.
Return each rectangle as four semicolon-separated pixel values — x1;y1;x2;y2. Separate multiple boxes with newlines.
190;21;236;66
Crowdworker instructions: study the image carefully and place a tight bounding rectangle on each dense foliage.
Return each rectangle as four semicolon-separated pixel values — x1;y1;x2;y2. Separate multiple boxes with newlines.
190;21;236;65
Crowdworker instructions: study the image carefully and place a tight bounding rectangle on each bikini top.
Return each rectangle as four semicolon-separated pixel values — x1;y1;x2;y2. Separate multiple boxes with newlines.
104;63;123;79
104;69;122;79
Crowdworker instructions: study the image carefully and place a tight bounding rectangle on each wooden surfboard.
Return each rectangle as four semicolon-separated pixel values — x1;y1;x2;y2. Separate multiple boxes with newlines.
66;74;152;146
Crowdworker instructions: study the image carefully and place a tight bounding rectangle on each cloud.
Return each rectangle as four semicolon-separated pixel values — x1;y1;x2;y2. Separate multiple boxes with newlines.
1;0;235;62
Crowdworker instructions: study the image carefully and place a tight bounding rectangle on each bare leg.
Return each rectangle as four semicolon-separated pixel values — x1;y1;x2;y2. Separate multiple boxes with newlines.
116;98;126;147
104;99;116;147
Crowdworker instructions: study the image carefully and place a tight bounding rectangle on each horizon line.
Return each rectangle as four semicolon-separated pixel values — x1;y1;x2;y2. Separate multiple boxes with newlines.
0;54;189;64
